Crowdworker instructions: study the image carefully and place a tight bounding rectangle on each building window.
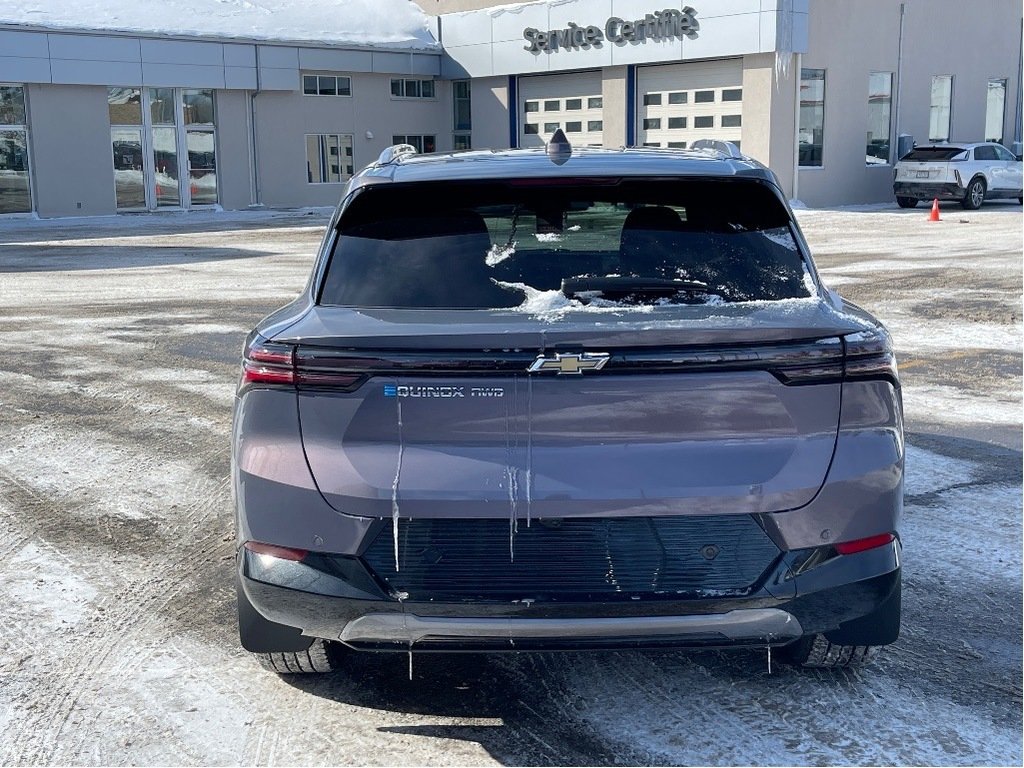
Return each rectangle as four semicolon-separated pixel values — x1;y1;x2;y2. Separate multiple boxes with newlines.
799;68;825;167
588;120;603;132
306;134;354;183
642;142;660;147
392;134;436;153
453;133;472;150
566;121;582;133
722;88;742;102
543;100;560;111
524;101;539;113
588;97;602;109
454;78;473;144
303;74;352;97
0;85;31;214
668;117;686;130
929;75;953;142
985;78;1007;144
721;114;742;128
668;92;687;105
524;123;539;135
543;122;559;132
694;116;714;128
643;93;662;106
667;141;687;148
643;118;661;130
390;79;435;99
867;72;893;165
565;98;582;110
694;90;715;103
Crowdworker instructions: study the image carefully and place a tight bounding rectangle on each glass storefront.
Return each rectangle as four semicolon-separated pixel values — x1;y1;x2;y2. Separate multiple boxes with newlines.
107;86;216;210
0;86;31;214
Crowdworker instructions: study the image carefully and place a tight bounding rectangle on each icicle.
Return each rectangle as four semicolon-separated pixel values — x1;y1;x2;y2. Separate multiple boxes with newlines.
391;398;404;572
773;0;794;88
525;375;533;527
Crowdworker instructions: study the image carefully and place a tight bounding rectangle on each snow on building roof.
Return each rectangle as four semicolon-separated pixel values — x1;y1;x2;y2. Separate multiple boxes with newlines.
0;0;439;50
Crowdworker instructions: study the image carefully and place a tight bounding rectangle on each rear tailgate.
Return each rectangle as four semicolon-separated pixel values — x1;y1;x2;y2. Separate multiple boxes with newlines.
285;303;868;522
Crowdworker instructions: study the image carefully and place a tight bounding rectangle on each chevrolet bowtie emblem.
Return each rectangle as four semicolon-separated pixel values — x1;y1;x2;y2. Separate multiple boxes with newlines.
528;352;610;375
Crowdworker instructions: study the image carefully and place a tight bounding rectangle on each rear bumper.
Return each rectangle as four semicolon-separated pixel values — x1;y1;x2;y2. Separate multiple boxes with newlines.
893;181;965;200
238;539;901;652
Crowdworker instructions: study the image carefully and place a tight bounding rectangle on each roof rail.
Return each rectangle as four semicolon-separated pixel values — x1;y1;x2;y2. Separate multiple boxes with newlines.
376;143;417;166
690;139;745;159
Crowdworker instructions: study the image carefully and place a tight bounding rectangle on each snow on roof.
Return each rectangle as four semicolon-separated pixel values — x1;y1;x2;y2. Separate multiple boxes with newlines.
0;0;439;50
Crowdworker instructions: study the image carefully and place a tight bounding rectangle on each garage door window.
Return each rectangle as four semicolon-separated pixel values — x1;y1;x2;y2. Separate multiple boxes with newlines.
929;75;953;142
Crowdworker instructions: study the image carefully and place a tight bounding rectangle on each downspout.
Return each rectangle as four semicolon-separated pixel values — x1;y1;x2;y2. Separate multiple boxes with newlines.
792;51;801;203
893;3;905;151
249;45;263;207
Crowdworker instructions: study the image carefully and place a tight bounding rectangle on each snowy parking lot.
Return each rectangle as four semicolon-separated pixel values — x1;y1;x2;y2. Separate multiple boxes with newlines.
0;203;1020;766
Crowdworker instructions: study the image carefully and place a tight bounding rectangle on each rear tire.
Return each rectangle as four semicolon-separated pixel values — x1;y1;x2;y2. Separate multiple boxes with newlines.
256;639;343;675
779;634;879;668
962;177;986;209
895;196;918;208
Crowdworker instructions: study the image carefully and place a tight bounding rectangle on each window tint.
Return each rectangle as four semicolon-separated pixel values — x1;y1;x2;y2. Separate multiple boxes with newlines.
544;100;559;111
566;121;582;133
668;117;686;129
668;92;687;105
643;93;662;106
566;98;582;110
321;180;807;309
994;145;1015;161
722;88;742;102
721;114;742;128
695;90;715;103
694;116;714;128
974;145;998;161
902;147;967;161
524;123;539;135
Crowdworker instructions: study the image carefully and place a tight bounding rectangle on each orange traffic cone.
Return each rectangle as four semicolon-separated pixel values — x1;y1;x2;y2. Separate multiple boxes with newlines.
928;198;940;221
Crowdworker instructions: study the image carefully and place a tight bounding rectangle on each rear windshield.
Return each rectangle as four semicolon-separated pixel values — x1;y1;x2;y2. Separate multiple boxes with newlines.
320;178;810;310
902;147;967;161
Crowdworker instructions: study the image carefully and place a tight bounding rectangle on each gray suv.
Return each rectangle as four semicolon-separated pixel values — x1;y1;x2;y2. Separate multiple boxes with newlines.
233;135;902;674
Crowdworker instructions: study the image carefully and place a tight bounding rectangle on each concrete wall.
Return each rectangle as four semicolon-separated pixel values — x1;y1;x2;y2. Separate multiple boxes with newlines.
27;84;116;217
214;90;253;210
253;73;455;207
798;0;1022;207
740;53;797;198
469;76;510;149
601;65;628;148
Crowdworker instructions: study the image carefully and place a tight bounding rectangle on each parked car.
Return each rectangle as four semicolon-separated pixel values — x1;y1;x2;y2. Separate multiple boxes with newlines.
893;142;1023;209
233;135;903;675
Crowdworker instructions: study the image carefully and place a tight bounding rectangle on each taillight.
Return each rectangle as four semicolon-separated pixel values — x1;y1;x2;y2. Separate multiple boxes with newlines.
242;335;295;386
835;532;896;555
844;329;899;385
240;333;366;392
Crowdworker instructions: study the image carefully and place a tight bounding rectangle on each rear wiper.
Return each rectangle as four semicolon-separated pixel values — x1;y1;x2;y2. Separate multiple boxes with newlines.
561;277;710;299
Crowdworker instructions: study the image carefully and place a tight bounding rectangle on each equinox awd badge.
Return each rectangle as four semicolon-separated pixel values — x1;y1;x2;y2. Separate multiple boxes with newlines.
528;352;610;375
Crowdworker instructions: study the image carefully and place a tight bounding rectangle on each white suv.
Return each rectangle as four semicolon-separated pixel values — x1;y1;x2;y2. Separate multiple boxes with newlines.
893;142;1023;209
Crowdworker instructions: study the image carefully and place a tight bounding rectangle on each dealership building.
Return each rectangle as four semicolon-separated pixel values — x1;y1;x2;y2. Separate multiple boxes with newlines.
0;0;1020;217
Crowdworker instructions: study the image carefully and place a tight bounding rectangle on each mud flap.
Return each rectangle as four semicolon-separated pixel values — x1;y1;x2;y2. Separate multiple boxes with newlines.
823;573;901;646
236;576;314;654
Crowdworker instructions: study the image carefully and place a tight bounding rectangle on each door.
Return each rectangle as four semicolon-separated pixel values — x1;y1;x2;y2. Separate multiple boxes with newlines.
519;72;604;148
994;144;1022;192
636;60;743;149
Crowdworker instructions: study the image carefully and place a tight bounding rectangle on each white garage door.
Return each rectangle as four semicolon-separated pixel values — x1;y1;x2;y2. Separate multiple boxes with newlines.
636;60;743;150
519;72;604;148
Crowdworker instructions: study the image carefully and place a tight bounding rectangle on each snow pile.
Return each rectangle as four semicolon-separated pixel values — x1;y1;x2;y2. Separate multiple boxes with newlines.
0;0;439;49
